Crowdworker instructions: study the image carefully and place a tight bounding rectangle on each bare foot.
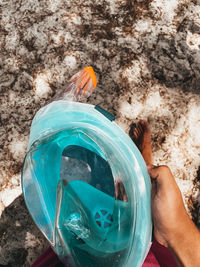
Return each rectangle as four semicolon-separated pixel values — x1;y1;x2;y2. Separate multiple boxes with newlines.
129;120;153;166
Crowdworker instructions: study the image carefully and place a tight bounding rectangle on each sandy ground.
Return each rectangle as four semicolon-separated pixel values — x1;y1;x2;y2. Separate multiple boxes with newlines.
0;0;200;266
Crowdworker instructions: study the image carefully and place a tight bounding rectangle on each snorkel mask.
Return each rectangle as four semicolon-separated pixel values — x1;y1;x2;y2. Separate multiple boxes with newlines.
22;67;152;267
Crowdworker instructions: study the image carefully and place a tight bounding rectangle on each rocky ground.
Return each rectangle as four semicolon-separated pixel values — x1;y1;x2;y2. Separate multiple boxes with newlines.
0;0;200;266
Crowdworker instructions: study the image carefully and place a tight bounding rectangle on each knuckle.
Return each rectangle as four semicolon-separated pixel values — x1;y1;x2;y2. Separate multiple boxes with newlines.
159;165;170;173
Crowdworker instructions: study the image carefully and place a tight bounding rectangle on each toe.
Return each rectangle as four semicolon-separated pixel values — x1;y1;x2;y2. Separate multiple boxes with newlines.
141;120;149;130
129;123;137;137
134;128;139;138
140;120;150;133
137;122;143;134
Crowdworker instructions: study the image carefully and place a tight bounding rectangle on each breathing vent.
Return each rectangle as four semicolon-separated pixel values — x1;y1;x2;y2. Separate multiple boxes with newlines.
94;209;113;229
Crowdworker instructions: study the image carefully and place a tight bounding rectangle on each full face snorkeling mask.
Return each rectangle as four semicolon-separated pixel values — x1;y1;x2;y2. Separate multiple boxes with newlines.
22;67;152;267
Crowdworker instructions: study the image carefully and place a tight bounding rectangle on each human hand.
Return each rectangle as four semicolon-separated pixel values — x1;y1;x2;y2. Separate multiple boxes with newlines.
148;165;189;248
148;165;200;267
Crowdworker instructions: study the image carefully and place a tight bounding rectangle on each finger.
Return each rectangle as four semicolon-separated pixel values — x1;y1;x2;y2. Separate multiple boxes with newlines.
115;179;128;202
119;181;128;202
115;181;119;200
147;164;154;171
148;165;175;190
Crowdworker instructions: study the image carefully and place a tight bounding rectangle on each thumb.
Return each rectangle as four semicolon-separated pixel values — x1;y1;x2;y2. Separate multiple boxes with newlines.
148;165;175;191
